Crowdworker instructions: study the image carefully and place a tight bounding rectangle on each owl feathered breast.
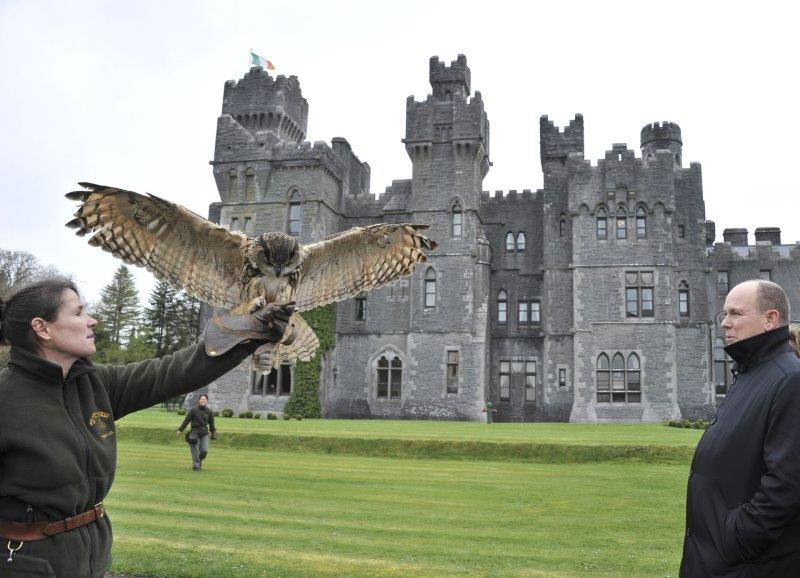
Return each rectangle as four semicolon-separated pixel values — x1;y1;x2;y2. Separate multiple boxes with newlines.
66;183;437;370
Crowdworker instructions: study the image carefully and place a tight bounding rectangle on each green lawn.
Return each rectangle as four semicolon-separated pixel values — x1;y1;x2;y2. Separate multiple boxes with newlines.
121;408;703;446
106;412;695;577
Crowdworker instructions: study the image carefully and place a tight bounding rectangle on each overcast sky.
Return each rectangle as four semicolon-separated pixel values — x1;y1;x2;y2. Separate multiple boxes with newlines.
1;0;797;304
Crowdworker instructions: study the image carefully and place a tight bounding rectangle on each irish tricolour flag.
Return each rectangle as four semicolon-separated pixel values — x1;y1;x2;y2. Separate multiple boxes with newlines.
250;51;275;70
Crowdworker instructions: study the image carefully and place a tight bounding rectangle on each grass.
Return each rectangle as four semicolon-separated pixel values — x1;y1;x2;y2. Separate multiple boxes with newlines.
105;411;696;577
108;442;688;578
122;408;703;445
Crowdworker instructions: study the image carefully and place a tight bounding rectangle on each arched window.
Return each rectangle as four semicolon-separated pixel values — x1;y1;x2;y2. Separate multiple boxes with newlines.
636;207;646;239
497;290;507;324
516;232;526;252
505;232;515;252
376;356;402;400
616;208;627;239
596;208;607;240
287;190;301;238
424;268;436;308
559;213;566;237
244;167;256;202
627;354;641;402
596;354;610;402
451;201;463;237
678;281;690;317
611;353;626;399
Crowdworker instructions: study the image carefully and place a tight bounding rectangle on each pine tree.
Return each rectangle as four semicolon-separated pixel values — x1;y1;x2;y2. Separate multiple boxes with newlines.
144;280;179;357
95;265;140;348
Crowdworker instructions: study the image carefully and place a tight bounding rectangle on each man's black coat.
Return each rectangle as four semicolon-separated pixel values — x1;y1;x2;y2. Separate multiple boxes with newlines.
680;326;800;577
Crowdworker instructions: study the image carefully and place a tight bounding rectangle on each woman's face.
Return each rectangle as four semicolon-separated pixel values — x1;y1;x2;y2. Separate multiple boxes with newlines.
43;290;98;360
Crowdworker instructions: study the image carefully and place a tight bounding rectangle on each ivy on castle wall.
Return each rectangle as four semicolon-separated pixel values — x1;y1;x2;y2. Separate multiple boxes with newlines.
283;304;335;418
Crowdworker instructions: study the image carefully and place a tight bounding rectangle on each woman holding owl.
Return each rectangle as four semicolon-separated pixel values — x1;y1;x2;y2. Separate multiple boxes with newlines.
0;277;290;577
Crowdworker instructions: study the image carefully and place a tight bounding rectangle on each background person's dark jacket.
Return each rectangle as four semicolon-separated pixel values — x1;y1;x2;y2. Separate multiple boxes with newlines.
680;326;800;577
0;338;261;578
178;405;216;439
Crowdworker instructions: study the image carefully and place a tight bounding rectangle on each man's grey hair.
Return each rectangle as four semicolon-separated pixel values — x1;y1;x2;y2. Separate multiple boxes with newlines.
755;280;790;325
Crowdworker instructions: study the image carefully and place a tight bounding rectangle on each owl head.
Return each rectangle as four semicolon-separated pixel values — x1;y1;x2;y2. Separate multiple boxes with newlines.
247;232;300;277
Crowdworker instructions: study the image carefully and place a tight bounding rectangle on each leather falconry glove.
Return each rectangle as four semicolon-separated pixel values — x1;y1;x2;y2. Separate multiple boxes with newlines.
204;301;297;358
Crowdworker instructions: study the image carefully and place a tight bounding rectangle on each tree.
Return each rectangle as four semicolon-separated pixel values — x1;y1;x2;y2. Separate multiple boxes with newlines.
94;265;140;349
0;248;60;295
144;280;180;357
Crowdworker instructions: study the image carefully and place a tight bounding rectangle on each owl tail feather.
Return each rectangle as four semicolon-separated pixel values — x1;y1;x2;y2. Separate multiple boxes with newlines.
245;312;320;374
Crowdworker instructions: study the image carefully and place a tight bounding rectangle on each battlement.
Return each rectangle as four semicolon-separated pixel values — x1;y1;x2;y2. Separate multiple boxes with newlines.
480;189;539;203
268;140;344;181
222;67;309;138
540;114;584;166
429;54;471;100
641;121;682;146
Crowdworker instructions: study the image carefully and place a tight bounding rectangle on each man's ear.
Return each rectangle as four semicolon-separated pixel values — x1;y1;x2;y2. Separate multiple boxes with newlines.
30;317;50;343
764;309;782;331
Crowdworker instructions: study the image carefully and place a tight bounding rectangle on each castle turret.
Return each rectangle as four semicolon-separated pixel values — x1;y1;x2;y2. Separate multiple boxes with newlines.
540;115;584;190
429;54;470;101
641;121;682;167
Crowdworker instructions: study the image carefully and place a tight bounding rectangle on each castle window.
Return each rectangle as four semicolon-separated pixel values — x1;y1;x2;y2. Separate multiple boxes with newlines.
596;209;607;240
355;293;366;321
376;356;402;400
250;364;292;396
229;217;239;231
446;350;459;394
714;339;731;396
625;271;654;318
626;354;641;403
452;202;463;237
717;271;729;295
445;91;452;102
244;168;256;202
525;361;536;401
678;224;685;239
518;301;529;324
424;268;436;308
616;208;627;239
678;281;690;317
560;213;566;237
497;290;507;324
243;216;253;235
499;361;510;401
505;232;515;252
596;354;610;402
288;190;301;238
759;270;772;281
559;368;567;387
636;207;646;239
516;232;526;252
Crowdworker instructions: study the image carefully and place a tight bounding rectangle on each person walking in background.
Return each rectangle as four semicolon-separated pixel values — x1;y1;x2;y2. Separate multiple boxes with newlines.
680;280;800;577
177;394;217;471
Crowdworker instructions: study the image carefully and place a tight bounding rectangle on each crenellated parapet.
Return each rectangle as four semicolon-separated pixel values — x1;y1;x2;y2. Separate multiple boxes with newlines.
429;54;470;100
540;114;584;167
221;67;308;144
640;121;682;166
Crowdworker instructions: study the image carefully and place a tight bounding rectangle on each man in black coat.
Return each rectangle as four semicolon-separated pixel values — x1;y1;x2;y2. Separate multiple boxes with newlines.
680;280;800;577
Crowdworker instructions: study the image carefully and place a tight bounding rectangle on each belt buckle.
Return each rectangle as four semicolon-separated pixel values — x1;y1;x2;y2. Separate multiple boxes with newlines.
94;502;105;519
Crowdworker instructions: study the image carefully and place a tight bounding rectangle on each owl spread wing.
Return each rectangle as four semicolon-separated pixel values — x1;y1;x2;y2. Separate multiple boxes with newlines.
66;183;247;308
292;223;438;311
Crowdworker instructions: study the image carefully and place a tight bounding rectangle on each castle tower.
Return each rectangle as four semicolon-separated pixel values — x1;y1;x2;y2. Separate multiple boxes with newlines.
640;121;682;167
540;115;584;190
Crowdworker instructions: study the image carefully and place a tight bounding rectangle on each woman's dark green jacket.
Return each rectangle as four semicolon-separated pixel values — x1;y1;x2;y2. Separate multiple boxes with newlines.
0;339;257;577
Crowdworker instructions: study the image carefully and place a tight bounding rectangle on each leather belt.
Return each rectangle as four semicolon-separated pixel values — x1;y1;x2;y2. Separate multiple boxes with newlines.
0;503;105;542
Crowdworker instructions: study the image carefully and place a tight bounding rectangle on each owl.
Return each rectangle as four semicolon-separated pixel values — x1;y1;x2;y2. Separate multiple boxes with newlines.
66;183;437;371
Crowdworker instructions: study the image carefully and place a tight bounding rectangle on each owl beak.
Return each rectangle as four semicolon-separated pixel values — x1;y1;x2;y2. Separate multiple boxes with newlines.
275;266;282;277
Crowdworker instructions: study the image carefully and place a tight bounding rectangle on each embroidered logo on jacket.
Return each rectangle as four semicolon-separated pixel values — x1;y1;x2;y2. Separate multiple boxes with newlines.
89;410;115;439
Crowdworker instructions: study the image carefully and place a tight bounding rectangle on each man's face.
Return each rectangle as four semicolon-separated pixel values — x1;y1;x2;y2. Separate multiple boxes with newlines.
720;282;769;345
198;396;208;407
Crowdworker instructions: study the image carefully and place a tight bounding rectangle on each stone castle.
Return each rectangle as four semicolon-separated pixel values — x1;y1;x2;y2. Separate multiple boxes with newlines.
200;54;800;422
